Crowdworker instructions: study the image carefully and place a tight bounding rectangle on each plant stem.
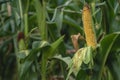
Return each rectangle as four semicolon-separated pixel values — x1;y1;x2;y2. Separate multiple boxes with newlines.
41;54;47;80
34;0;47;40
24;0;29;37
18;0;23;31
34;0;47;80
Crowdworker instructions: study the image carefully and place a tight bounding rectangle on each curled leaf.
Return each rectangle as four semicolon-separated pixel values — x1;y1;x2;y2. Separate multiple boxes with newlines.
83;46;92;64
66;47;93;80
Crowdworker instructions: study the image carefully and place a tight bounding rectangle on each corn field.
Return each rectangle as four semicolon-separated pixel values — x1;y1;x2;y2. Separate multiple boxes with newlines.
0;0;120;80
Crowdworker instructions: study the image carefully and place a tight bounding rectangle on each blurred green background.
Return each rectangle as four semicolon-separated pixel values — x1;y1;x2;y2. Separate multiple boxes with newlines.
0;0;120;80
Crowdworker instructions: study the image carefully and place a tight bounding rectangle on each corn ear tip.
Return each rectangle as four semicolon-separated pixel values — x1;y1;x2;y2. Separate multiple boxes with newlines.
83;3;90;10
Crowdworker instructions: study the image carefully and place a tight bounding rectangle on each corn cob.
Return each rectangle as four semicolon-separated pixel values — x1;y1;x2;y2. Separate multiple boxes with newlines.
82;5;97;49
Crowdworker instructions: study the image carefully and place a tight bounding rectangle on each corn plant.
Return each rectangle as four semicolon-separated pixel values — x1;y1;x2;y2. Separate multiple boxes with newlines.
0;0;120;80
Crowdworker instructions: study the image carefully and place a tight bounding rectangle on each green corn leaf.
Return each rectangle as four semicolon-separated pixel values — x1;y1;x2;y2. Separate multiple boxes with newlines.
55;9;63;35
17;50;29;59
64;15;83;34
41;36;64;80
83;46;93;64
98;32;120;80
32;41;50;49
53;55;72;67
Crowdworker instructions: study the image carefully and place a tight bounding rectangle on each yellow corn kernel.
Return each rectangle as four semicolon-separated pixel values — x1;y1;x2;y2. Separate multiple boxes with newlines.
82;5;97;49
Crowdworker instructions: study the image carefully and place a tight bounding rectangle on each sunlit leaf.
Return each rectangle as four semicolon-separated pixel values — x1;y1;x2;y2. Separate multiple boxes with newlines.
83;46;92;64
32;41;50;49
17;50;30;59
